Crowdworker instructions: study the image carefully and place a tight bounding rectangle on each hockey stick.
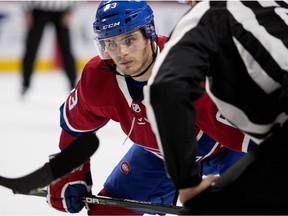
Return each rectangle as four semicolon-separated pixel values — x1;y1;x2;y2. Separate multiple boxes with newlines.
15;188;183;215
0;132;99;195
81;195;182;215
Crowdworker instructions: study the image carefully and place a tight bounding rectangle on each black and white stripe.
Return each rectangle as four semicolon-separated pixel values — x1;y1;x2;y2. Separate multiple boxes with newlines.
21;1;77;12
145;0;288;188
148;0;288;141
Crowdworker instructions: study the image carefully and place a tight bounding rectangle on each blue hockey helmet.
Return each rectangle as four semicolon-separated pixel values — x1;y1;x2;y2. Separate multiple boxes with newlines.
93;0;156;41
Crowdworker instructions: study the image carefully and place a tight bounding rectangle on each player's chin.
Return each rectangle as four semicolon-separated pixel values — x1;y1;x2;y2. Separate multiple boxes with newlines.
121;68;135;76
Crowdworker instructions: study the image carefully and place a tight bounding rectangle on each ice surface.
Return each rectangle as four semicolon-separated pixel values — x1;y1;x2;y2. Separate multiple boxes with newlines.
0;71;136;215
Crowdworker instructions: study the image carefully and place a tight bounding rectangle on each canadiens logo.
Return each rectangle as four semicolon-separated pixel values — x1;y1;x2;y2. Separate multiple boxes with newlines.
132;103;141;113
120;161;131;174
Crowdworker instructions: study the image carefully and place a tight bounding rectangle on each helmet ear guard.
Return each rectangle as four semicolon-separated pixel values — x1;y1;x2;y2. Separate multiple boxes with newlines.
144;22;156;40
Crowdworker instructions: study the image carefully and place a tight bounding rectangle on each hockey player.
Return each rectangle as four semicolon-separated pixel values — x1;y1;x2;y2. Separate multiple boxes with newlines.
145;0;288;213
46;1;255;215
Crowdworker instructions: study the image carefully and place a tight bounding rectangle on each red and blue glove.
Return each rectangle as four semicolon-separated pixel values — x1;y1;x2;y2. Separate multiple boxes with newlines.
47;159;92;213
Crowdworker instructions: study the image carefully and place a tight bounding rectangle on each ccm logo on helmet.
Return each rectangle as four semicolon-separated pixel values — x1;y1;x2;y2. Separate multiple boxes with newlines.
102;22;120;30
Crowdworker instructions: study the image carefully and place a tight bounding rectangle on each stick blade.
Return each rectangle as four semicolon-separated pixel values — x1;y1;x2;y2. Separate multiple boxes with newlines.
50;132;99;179
0;132;99;194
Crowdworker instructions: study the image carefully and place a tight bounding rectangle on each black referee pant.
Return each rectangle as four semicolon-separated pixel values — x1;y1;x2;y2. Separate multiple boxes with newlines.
181;121;288;215
22;9;77;91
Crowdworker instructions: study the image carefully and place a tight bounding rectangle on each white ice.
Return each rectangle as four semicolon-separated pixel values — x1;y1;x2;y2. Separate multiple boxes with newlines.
0;71;144;215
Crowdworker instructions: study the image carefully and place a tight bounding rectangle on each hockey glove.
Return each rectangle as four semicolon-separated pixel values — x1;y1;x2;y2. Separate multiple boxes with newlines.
47;159;92;213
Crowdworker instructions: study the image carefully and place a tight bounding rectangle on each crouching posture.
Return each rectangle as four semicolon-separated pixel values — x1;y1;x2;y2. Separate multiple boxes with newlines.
46;1;254;215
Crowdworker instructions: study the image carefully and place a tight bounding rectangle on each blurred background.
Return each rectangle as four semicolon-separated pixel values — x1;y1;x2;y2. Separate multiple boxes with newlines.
0;1;190;215
0;1;190;76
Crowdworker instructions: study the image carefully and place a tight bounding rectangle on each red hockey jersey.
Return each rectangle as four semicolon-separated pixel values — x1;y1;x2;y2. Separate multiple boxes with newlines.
59;36;255;157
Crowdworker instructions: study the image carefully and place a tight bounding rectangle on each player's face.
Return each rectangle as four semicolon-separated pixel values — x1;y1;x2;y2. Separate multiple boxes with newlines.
104;30;152;77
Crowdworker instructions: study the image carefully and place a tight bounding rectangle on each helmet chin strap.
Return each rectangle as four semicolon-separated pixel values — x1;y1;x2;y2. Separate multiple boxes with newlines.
104;39;158;78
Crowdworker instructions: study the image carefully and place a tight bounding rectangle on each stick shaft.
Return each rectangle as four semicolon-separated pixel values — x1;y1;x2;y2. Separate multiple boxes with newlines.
15;189;182;215
82;195;182;215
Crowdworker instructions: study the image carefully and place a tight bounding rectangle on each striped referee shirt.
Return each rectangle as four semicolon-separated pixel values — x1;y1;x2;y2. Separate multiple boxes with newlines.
145;0;288;189
21;1;78;12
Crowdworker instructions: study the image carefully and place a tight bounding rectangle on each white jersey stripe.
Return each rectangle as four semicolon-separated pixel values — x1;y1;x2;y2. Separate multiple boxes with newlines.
232;36;281;93
227;1;288;71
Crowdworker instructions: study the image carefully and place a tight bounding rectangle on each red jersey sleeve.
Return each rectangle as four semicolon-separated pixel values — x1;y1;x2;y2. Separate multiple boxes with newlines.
194;93;253;152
